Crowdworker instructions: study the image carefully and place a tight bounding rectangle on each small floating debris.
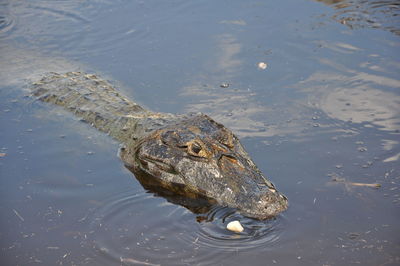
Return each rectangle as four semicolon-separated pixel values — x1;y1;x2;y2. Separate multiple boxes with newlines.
350;182;381;188
331;177;381;189
357;147;368;152
220;83;230;88
0;153;6;157
348;232;360;240
258;62;267;70
120;257;160;266
13;209;25;222
227;220;244;233
220;20;247;26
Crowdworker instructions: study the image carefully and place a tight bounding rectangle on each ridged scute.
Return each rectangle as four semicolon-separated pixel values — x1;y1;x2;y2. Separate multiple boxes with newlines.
31;72;176;143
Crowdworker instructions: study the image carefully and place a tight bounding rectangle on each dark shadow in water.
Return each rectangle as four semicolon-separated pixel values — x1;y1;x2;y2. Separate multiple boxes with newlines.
125;165;224;222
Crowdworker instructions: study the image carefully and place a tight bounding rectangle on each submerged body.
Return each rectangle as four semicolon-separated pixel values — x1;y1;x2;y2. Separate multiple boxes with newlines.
31;72;288;219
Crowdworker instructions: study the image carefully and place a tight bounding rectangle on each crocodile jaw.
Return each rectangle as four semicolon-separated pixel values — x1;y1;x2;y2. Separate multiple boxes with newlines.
121;114;288;219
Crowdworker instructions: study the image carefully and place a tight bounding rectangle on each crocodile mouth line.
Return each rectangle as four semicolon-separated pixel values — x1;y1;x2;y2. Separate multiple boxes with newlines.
138;154;177;174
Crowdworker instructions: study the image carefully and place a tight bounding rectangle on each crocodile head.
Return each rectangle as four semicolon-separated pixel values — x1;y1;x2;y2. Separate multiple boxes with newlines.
121;114;288;219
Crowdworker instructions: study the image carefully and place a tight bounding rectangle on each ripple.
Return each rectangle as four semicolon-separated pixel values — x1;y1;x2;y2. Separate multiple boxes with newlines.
86;190;287;265
317;0;400;35
4;0;148;58
29;4;89;24
0;8;16;38
0;15;14;34
182;205;286;251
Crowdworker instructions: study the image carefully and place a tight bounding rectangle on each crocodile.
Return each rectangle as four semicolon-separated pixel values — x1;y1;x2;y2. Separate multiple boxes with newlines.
31;71;288;219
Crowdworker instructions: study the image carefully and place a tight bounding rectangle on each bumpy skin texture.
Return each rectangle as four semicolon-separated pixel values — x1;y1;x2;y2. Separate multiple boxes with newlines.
32;72;288;219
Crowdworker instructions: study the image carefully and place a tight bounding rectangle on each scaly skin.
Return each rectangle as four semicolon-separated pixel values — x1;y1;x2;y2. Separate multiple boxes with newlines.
32;72;288;219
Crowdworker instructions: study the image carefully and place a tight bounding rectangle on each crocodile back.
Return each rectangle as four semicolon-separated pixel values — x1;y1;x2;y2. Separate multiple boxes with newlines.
31;72;150;143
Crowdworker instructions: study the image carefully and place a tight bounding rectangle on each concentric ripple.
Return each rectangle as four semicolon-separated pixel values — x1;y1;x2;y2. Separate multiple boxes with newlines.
0;7;16;38
188;205;286;251
85;189;287;265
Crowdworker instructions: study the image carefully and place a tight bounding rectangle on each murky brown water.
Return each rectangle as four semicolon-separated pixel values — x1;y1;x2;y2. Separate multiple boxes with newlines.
1;0;399;265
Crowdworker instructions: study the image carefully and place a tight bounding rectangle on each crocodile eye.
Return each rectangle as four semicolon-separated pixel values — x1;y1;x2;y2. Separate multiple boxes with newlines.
187;141;208;158
191;142;202;154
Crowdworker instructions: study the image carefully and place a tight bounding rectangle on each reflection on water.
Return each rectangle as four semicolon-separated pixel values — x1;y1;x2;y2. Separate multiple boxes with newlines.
0;45;84;88
1;0;400;265
297;52;400;132
180;33;314;139
180;33;270;138
214;34;243;78
131;167;217;216
315;0;400;35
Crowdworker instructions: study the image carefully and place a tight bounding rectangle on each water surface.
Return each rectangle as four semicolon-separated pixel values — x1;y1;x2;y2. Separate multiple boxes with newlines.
1;0;399;265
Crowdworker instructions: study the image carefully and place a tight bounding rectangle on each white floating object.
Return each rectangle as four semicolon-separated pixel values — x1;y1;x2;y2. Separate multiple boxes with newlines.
258;62;267;70
226;220;244;233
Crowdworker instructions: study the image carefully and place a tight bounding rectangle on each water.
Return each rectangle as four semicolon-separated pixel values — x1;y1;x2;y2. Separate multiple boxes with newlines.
1;0;399;265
